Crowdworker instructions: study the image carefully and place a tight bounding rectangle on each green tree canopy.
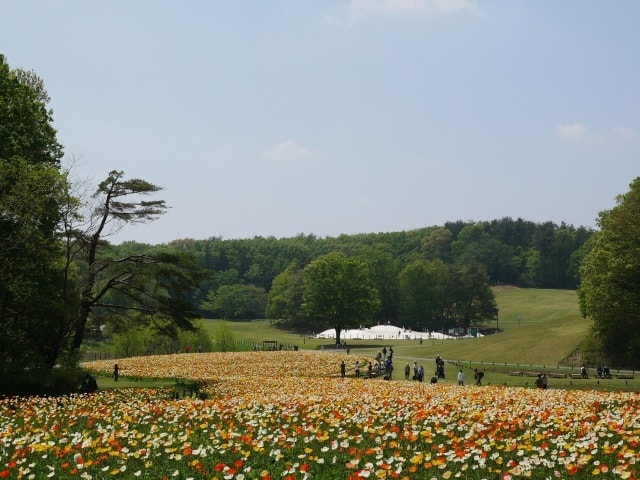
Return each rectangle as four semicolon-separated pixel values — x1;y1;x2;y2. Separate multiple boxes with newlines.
397;259;448;331
201;283;266;320
579;177;640;368
302;252;380;344
65;170;207;354
0;56;69;373
266;261;306;329
0;55;63;166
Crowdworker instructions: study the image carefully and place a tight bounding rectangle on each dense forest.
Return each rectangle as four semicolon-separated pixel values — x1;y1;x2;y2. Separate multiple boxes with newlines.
107;217;592;332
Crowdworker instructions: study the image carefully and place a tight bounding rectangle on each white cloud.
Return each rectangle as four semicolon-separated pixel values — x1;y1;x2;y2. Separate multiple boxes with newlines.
264;140;316;162
611;127;638;141
328;0;477;24
556;123;638;144
556;123;589;143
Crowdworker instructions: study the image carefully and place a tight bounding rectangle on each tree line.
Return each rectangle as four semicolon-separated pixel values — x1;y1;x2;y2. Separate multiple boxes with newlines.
144;217;592;326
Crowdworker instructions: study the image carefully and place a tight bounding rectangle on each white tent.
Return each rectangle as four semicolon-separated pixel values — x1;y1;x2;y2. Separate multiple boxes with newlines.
314;324;454;341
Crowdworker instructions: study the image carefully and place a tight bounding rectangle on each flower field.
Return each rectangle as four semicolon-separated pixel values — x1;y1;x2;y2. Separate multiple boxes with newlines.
1;351;639;479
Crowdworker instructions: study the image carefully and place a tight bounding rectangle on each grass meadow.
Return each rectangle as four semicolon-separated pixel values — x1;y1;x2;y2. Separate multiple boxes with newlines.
2;287;639;479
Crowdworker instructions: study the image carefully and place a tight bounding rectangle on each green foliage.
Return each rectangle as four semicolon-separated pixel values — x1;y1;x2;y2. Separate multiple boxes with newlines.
111;319;213;357
302;252;380;344
445;263;497;328
201;283;267;319
213;320;236;352
398;259;448;330
266;262;306;329
0;55;63;166
579;177;640;368
0;57;71;372
0;367;85;396
66;171;207;354
178;319;214;353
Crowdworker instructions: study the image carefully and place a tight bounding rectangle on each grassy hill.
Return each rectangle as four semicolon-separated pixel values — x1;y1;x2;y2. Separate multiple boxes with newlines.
205;286;590;367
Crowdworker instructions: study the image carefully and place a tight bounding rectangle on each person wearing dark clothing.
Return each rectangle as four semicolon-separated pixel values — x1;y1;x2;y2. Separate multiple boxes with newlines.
436;357;445;379
113;363;119;382
81;374;98;393
340;360;346;378
404;363;410;380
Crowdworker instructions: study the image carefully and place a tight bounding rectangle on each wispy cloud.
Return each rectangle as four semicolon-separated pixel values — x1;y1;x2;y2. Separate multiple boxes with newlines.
556;123;589;143
264;140;316;163
556;123;638;144
328;0;477;25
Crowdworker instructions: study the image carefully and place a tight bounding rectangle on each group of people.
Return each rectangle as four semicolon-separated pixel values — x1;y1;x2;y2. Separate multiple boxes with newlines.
341;353;488;387
535;372;548;389
340;346;396;380
577;365;611;379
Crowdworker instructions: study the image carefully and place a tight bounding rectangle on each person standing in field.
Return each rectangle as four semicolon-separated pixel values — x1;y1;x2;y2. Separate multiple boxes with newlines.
354;360;360;378
340;360;346;378
404;363;410;380
474;368;484;385
457;369;464;385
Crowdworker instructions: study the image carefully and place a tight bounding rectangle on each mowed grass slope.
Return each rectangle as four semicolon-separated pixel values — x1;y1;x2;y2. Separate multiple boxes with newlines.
205;287;590;367
413;286;588;366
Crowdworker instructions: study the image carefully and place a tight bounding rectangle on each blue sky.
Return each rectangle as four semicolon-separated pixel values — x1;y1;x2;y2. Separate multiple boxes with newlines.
2;1;638;244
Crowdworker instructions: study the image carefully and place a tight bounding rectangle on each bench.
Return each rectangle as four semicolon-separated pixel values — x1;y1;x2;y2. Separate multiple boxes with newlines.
616;374;634;379
507;371;523;376
548;373;567;379
569;373;584;379
525;372;540;377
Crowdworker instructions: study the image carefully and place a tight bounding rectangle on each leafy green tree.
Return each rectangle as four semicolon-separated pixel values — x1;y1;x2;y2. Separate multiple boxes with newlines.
0;55;63;166
302;252;380;345
362;250;400;324
0;56;70;374
266;262;306;329
397;259;448;331
445;263;497;329
201;283;266;319
421;227;453;263
518;248;541;287
112;326;151;358
579;177;640;367
213;320;236;352
178;319;214;353
64;170;207;355
451;223;518;284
